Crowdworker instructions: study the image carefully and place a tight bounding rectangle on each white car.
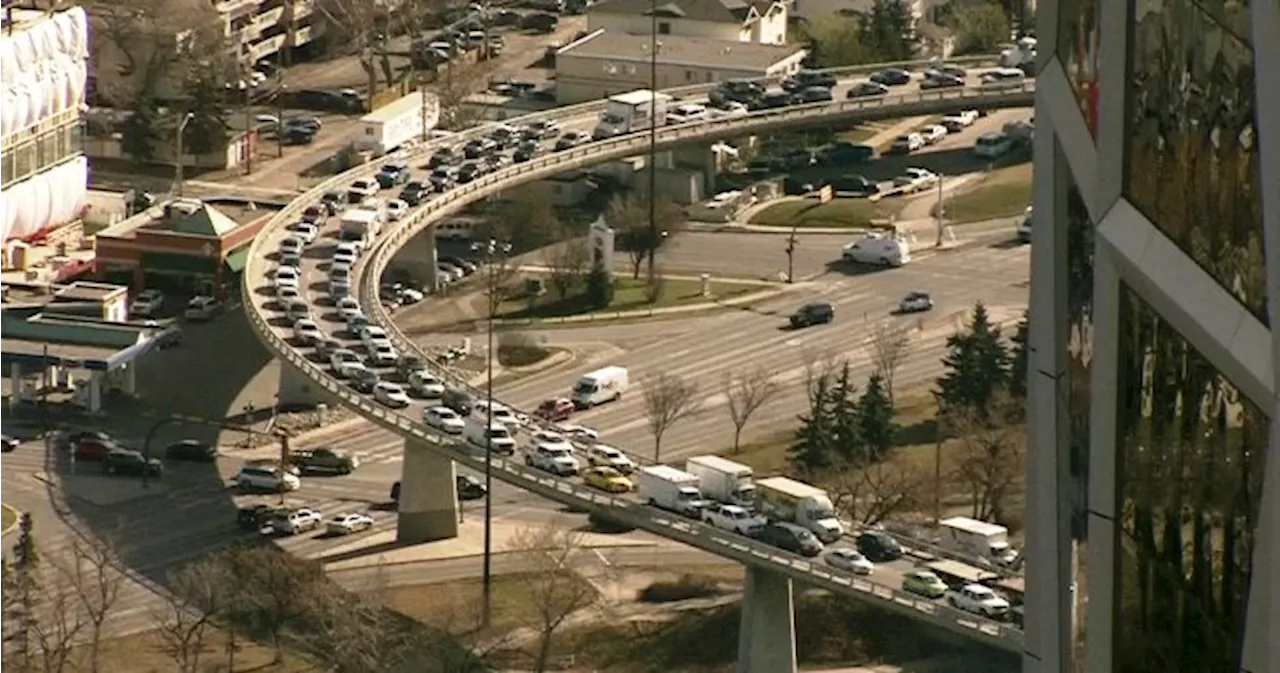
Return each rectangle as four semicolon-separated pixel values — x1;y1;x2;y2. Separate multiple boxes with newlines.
273;266;301;289
348;178;379;199
667;103;709;124
326;513;375;536
276;285;300;302
360;325;390;347
279;236;304;256
373;381;411;407
920;124;948;145
131;289;164;317
335;241;362;258
525;443;581;476
702;503;766;536
558;424;599;445
424;406;465;433
897;291;934;313
284;299;311;325
288;221;318;244
331;250;356;269
335;297;362;321
529;430;575;453
824;548;874;575
409;370;445;398
474;401;521;431
386;199;409;221
292;319;323;345
232;465;300;492
894;167;940;193
398;287;424;304
717;101;748;116
947;584;1011;619
1016;206;1033;243
268;508;323;535
890;133;924;153
585;444;634;474
941;109;980;131
370;342;398;367
329;349;364;377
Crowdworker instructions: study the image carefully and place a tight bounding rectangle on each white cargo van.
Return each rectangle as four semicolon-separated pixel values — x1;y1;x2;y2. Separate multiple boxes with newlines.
464;420;517;455
637;465;710;517
841;233;911;267
571;366;628;409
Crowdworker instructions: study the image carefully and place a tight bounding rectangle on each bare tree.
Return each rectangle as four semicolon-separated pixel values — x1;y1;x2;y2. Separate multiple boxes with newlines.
67;537;124;672
218;545;327;664
489;186;560;252
642;373;703;462
433;57;498;129
827;459;930;527
722;367;782;453
542;237;590;301
949;397;1026;523
506;525;605;673
153;558;232;673
605;192;685;279
27;576;85;673
643;264;666;305
869;322;912;405
89;0;225;104
316;0;395;95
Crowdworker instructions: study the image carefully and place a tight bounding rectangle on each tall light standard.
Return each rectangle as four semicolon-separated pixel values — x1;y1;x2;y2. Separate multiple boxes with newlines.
472;237;511;628
647;0;659;281
173;112;195;197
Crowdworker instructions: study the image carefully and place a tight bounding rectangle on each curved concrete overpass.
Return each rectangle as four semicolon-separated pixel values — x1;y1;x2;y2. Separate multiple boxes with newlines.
243;61;1034;665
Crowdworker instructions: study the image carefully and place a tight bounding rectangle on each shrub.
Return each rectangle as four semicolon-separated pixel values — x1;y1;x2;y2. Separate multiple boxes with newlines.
585;267;614;309
497;331;550;367
636;574;722;603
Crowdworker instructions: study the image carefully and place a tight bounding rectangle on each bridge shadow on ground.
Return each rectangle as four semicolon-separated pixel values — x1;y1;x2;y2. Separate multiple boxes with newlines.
50;305;282;606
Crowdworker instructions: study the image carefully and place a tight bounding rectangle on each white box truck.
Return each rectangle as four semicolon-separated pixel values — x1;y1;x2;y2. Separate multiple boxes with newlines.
571;366;628;408
354;91;439;155
592;89;673;140
755;477;845;543
338;208;382;245
685;455;756;508
938;516;1019;566
638;465;710;517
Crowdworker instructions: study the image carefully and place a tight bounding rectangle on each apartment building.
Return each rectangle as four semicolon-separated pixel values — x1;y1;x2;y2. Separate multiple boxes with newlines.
1;3;90;244
588;0;789;45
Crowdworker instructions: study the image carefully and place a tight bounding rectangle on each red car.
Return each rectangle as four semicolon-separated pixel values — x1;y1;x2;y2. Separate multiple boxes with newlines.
534;398;574;423
73;437;116;461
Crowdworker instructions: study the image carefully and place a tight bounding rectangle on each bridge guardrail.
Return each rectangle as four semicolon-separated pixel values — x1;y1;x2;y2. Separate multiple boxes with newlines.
242;74;1034;651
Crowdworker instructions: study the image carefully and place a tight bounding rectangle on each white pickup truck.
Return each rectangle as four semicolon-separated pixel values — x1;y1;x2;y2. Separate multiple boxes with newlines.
946;583;1011;620
702;503;766;537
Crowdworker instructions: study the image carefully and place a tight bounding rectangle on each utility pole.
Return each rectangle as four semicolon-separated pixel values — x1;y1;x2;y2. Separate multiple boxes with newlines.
174;113;193;197
934;171;946;247
276;83;286;158
784;227;797;283
279;434;291;505
243;79;255;175
647;0;658;282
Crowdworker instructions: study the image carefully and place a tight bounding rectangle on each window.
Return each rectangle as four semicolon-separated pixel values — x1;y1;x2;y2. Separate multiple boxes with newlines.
1;152;12;186
13;145;32;180
685;70;694;81
658;21;671;34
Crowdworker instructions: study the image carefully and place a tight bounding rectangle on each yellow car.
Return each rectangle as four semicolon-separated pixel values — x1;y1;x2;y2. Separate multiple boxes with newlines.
583;466;633;493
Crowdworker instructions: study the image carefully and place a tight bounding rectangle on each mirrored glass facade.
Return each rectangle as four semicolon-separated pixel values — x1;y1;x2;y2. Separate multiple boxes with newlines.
1056;0;1101;136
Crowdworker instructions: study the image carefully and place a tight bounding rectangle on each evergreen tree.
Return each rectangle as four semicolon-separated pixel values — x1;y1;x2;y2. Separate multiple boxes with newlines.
182;75;230;156
585;267;614;309
789;373;836;474
827;362;865;465
1008;311;1029;400
935;301;1010;418
859;0;917;62
857;373;897;462
121;97;163;162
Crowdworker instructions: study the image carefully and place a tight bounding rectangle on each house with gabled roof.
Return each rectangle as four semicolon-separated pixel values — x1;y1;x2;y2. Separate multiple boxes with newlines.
587;0;790;45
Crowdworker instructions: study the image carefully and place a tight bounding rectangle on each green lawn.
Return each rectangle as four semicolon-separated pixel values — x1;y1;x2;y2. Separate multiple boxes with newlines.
495;276;769;320
749;198;889;229
941;163;1033;224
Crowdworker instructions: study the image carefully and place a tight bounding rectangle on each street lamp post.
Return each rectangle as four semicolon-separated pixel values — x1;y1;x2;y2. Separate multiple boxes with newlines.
173;112;195;197
473;237;511;628
240;79;258;175
276;84;287;158
785;226;797;283
647;0;659;282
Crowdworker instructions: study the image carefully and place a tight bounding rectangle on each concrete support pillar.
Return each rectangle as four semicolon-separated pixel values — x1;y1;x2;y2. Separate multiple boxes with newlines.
87;372;103;413
702;143;717;197
393;228;439;294
277;361;328;410
121;364;136;395
8;364;22;411
396;440;459;543
735;567;797;673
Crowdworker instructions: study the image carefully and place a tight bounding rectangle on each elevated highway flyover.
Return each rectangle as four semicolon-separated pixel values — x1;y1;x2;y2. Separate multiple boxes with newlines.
243;59;1035;672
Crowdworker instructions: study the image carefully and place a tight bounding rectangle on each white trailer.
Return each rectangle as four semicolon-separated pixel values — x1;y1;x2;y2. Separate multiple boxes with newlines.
637;465;709;517
685;455;755;507
354;91;440;155
592;89;672;139
571;365;628;408
755;476;844;542
938;516;1019;566
338;208;382;245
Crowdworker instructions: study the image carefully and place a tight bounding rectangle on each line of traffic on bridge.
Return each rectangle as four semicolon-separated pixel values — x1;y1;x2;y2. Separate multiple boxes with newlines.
243;63;1035;652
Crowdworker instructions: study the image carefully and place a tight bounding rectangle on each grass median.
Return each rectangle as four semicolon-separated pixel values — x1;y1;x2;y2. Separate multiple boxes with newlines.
940;163;1033;223
749;198;891;229
494;276;771;320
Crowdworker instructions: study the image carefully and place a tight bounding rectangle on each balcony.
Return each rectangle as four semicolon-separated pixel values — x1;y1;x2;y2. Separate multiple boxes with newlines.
291;20;324;46
248;34;288;61
215;0;259;18
290;0;314;21
244;6;285;40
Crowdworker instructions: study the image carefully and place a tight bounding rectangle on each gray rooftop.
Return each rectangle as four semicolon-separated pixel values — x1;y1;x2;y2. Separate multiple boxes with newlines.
561;31;806;69
591;0;769;22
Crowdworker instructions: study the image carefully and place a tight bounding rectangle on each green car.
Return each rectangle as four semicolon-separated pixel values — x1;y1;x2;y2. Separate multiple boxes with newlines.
902;570;949;599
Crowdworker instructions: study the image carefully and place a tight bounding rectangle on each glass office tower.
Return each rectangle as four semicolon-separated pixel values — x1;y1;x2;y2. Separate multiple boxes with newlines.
1023;2;1279;673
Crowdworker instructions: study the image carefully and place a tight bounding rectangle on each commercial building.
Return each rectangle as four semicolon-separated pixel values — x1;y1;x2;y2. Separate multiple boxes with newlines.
0;4;90;245
555;29;806;103
1024;2;1276;673
588;0;790;45
93;198;282;298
